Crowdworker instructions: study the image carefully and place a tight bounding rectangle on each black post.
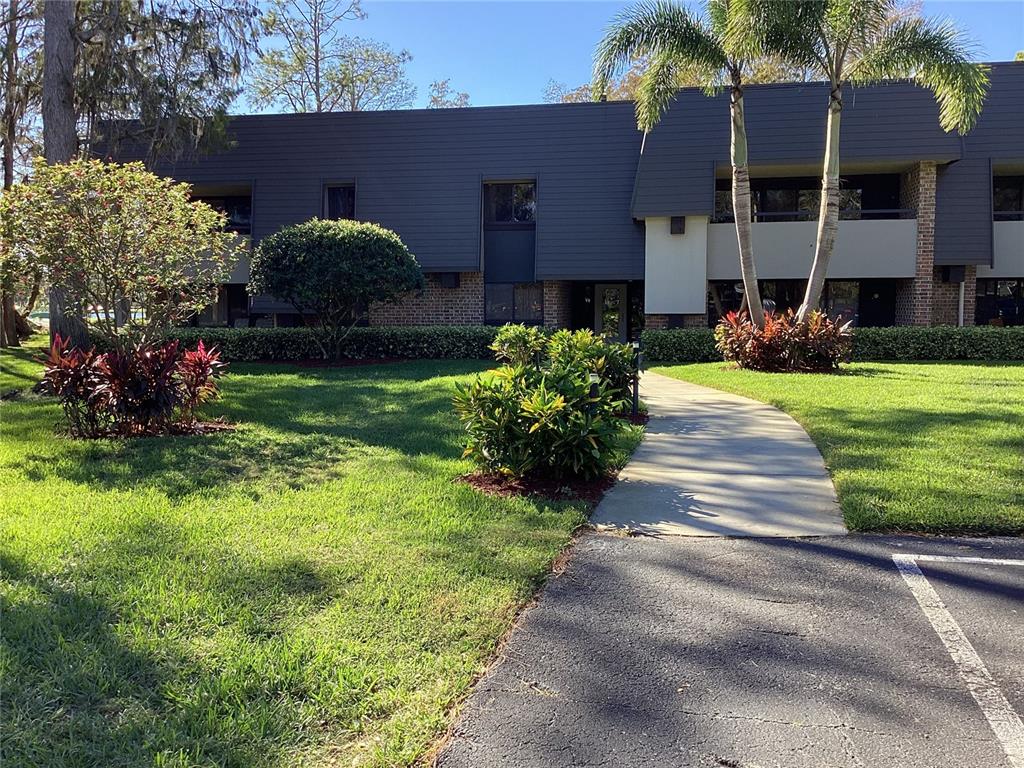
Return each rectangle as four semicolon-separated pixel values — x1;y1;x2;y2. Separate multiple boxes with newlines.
631;340;641;419
588;372;599;416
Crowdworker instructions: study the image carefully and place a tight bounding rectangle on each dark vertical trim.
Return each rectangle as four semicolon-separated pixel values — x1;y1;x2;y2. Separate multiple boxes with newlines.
988;157;995;268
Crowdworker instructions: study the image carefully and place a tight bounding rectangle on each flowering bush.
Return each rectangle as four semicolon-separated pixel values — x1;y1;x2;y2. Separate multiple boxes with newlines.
0;159;242;352
715;310;852;372
39;335;227;438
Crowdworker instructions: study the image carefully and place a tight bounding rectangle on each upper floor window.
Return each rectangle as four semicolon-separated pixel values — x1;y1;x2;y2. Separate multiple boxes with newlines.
484;182;536;226
195;195;251;234
324;184;355;220
994;176;1023;221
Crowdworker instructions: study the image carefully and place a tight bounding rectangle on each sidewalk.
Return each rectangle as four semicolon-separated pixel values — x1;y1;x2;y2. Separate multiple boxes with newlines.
591;371;845;537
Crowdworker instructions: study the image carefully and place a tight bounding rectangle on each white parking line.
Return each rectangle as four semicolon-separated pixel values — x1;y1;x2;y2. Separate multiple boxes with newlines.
892;554;1024;768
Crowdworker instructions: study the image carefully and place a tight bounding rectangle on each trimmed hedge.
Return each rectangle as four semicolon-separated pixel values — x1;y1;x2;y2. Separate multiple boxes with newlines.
145;326;499;362
643;326;1024;363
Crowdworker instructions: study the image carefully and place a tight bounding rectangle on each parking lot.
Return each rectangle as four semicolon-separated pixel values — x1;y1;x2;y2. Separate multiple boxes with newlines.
439;535;1024;768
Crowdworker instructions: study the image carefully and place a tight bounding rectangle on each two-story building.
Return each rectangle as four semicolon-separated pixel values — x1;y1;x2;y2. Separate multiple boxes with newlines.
128;61;1024;340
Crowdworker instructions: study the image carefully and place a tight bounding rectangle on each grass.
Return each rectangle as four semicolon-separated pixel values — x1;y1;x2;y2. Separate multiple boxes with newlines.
653;361;1024;534
0;335;48;397
0;344;641;768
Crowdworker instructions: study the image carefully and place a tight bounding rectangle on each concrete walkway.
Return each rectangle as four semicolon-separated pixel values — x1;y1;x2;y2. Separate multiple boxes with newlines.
591;371;845;537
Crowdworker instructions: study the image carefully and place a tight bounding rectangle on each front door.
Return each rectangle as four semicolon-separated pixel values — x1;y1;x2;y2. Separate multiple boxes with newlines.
594;283;628;341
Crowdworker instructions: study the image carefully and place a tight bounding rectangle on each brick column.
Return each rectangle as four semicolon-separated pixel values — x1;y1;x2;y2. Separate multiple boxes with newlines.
932;265;977;326
542;281;572;329
896;161;937;326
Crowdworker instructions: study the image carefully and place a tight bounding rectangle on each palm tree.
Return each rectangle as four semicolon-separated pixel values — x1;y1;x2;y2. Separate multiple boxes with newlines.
729;0;989;321
594;0;767;328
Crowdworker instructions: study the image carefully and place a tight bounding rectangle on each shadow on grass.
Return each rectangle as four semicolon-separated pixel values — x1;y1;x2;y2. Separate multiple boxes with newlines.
5;360;488;500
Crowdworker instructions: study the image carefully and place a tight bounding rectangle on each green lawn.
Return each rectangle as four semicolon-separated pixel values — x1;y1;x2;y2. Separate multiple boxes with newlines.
0;348;639;767
654;362;1024;534
0;335;47;397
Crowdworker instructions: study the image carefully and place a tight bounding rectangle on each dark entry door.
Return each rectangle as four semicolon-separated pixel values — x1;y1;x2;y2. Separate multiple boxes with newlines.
594;284;628;341
858;280;897;327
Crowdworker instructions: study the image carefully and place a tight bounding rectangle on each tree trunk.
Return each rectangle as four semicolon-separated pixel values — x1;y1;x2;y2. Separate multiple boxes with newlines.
43;0;88;349
3;0;17;190
730;84;765;328
1;293;17;347
798;84;843;322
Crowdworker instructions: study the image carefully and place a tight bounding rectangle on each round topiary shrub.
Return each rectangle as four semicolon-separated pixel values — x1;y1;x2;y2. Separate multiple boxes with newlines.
249;218;424;359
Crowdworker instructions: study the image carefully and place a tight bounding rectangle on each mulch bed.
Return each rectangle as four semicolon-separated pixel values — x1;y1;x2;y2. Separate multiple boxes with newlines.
619;411;649;426
457;471;618;507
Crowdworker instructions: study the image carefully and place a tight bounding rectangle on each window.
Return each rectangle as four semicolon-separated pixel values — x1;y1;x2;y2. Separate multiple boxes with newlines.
484;182;535;225
976;279;1024;326
195;196;252;234
994;176;1024;221
712;175;897;222
485;282;543;323
324;184;355;220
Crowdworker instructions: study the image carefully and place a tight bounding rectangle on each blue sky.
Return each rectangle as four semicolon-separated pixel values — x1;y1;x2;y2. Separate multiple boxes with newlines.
244;0;1024;111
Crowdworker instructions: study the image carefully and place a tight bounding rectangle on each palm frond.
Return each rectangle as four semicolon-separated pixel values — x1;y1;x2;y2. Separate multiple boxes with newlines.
593;0;725;98
726;0;825;71
635;50;688;132
852;16;989;133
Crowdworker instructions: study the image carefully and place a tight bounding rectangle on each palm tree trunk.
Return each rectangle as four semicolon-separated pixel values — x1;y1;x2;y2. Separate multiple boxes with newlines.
730;84;765;328
798;84;843;322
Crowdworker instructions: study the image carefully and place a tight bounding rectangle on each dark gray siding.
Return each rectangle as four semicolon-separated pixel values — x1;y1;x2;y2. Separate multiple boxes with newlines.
631;79;964;217
126;62;1023;277
142;103;646;281
935;63;1024;266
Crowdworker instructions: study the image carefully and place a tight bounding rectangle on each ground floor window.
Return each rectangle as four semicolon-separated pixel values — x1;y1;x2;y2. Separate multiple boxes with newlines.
485;282;543;324
976;279;1024;326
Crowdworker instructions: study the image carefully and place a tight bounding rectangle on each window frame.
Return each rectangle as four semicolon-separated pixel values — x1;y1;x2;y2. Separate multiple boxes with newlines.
484;281;544;325
322;181;357;221
483;181;537;229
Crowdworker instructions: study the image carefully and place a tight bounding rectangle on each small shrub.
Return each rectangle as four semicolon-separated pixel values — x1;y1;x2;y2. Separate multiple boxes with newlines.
546;328;636;399
490;324;547;367
38;335;227;438
453;364;624;480
172;340;226;426
38;336;109;437
715;310;852;372
640;327;720;363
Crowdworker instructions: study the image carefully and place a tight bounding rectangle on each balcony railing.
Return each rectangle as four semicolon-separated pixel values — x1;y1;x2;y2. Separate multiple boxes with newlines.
712;208;916;224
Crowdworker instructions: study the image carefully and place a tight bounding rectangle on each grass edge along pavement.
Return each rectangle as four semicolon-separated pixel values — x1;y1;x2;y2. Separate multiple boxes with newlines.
654;361;1024;535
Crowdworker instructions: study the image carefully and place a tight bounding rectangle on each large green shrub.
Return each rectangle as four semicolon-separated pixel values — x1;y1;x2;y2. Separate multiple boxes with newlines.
644;326;1024;363
249;219;424;359
453;365;624;479
452;326;638;479
148;326;498;361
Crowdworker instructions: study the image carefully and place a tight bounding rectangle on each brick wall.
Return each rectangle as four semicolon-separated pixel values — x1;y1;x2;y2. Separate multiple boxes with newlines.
932;265;977;326
645;313;708;329
898;161;938;326
368;271;484;325
542;281;572;329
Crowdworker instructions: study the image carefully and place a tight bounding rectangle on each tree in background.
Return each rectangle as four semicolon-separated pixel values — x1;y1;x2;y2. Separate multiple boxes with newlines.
1;0;41;188
250;219;423;359
728;0;988;320
428;78;470;108
594;0;770;327
251;0;365;112
0;159;241;352
38;0;261;347
252;0;415;112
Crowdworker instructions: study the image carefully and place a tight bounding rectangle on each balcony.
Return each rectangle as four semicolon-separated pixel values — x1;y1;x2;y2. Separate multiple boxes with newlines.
979;220;1024;279
707;217;918;280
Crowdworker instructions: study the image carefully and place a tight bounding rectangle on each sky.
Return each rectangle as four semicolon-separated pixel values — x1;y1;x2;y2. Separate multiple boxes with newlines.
242;0;1024;112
